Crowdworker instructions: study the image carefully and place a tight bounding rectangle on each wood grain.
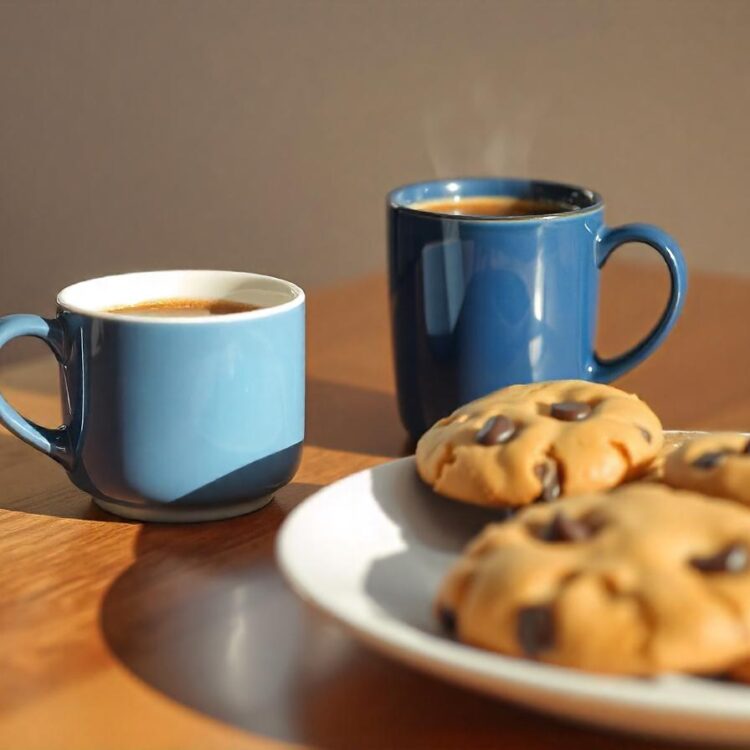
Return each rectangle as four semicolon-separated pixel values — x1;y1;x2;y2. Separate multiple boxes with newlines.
0;263;748;749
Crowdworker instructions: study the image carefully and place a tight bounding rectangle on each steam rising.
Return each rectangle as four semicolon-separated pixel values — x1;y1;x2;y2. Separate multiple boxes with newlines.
423;80;544;177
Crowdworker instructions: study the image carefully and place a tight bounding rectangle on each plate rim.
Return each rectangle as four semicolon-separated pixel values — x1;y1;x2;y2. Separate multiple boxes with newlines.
277;431;750;740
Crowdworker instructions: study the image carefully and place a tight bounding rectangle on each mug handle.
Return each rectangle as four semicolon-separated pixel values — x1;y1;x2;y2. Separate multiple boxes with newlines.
591;223;687;382
0;314;74;468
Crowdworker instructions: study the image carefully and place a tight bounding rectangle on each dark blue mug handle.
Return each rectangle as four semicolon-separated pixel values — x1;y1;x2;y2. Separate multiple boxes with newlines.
0;314;74;468
592;223;687;382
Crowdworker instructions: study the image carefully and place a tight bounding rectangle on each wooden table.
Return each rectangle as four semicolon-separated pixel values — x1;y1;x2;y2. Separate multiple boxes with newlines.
2;263;750;749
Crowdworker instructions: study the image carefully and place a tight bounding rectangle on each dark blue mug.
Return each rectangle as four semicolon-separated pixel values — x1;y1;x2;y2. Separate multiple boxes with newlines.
0;270;305;522
388;178;687;440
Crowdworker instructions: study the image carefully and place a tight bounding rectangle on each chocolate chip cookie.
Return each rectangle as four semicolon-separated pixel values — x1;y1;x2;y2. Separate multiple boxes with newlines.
663;433;750;506
416;380;662;507
435;484;750;675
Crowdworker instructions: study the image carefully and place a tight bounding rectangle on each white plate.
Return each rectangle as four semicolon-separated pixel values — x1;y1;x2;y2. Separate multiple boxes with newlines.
277;432;750;745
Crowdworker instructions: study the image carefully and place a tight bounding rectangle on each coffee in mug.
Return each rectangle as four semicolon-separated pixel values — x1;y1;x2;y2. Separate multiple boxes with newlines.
107;298;261;317
411;195;575;217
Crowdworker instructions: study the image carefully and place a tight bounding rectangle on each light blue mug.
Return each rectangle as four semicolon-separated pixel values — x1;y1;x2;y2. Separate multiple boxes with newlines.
0;270;305;522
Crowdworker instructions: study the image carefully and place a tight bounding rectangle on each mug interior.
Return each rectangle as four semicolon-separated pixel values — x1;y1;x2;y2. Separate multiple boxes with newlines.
389;177;602;218
57;270;304;321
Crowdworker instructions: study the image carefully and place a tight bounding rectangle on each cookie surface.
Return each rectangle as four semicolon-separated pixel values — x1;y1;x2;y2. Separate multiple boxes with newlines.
663;433;750;505
436;484;750;675
416;380;662;507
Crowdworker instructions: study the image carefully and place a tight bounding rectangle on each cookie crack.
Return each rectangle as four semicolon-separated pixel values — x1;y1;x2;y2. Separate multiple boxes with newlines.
559;573;654;669
434;444;457;484
535;446;565;502
549;447;565;490
620;588;656;667
438;413;468;428
610;439;637;479
571;572;655;666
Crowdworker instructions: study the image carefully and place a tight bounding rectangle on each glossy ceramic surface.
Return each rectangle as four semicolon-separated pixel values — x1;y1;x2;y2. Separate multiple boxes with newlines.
388;178;687;439
277;433;750;746
0;271;305;522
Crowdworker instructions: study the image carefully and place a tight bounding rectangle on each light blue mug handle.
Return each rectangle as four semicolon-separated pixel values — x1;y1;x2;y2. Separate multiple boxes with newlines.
0;314;74;468
591;223;687;382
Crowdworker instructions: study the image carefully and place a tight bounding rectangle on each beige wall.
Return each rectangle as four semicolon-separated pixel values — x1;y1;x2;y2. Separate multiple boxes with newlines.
1;0;748;350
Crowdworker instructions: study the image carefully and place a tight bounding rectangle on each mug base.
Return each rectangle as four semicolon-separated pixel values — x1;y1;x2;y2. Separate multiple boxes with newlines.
93;493;274;523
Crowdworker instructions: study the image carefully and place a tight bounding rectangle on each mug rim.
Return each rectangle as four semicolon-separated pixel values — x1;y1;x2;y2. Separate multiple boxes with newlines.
388;176;604;222
57;269;305;324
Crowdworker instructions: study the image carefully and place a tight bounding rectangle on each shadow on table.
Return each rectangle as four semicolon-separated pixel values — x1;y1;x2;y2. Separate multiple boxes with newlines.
306;378;412;457
99;474;684;750
0;433;302;523
0;432;131;521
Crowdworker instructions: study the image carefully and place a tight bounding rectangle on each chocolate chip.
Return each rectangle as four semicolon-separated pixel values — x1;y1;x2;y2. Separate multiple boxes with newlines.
639;426;652;443
517;605;555;657
438;606;457;635
580;510;608;534
690;543;749;573
743;440;750;455
476;415;516;446
541;511;592;542
550;401;592;421
693;451;727;469
534;461;560;502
